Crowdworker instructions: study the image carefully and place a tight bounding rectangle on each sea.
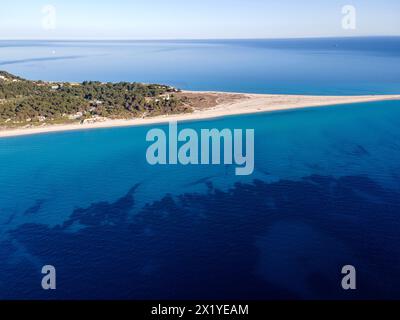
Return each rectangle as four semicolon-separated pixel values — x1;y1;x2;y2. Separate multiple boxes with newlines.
0;37;400;299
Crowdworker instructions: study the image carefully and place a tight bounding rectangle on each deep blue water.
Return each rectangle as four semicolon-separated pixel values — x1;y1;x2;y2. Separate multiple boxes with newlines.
1;37;400;94
0;38;400;299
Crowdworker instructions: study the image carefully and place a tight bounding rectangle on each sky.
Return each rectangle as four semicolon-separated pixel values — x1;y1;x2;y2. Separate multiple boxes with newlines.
0;0;399;40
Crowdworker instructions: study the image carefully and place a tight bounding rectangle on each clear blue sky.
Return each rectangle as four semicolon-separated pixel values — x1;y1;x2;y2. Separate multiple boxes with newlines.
1;0;399;39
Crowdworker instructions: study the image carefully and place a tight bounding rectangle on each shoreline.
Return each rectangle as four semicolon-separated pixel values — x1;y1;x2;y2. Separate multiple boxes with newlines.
1;92;400;138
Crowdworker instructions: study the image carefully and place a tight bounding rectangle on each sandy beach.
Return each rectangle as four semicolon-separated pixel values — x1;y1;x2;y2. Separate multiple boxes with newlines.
1;92;400;138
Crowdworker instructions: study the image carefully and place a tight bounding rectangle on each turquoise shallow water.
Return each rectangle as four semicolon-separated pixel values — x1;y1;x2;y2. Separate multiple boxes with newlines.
1;100;400;299
0;38;400;299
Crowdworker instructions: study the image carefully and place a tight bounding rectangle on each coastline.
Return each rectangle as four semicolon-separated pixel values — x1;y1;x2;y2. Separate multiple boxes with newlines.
1;92;400;138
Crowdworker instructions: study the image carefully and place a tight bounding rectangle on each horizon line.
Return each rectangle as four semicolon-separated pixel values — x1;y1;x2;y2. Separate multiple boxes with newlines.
1;35;400;42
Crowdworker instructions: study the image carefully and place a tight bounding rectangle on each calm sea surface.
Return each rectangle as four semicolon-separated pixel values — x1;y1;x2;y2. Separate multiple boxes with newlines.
1;37;400;94
0;38;400;299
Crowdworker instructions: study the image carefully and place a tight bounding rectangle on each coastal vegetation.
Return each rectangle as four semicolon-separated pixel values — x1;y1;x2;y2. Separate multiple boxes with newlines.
0;71;191;127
